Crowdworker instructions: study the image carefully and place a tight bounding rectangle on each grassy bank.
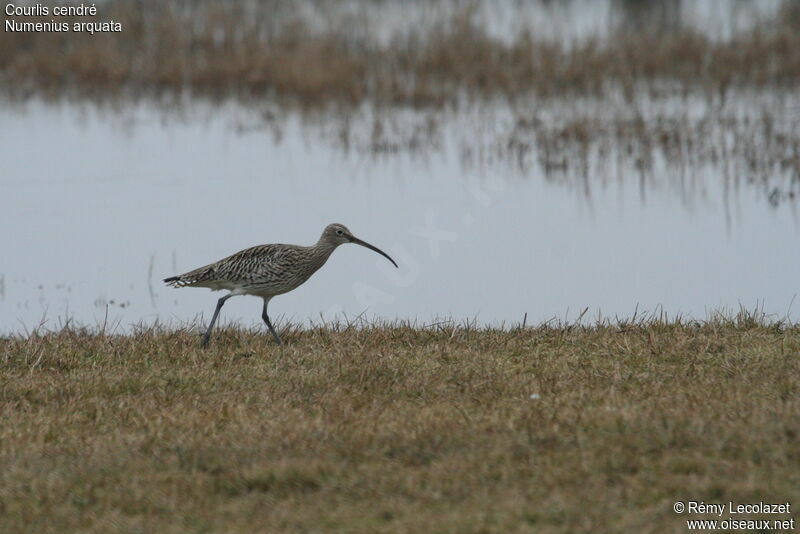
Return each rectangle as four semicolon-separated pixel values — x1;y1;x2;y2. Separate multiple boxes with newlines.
2;1;799;106
1;320;798;533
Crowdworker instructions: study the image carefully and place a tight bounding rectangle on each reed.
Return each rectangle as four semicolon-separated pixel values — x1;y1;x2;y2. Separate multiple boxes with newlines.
2;1;798;107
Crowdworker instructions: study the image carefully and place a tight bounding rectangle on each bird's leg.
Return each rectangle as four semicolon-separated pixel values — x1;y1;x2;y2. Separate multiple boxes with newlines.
201;295;231;349
262;300;282;345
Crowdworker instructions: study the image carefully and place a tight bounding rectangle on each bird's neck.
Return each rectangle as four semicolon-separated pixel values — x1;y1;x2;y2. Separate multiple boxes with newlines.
311;238;339;267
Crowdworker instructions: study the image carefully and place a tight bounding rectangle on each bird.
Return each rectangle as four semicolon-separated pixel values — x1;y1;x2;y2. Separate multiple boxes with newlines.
164;223;398;348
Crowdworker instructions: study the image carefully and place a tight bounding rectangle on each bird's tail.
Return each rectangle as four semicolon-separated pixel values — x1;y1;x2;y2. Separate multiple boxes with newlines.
163;275;188;288
164;264;216;288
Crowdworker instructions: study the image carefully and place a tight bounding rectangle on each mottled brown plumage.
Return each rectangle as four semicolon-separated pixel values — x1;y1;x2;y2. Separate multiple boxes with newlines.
164;223;397;347
165;243;332;296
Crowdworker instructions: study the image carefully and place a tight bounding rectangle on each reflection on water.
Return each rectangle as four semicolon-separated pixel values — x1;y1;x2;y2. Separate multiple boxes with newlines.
319;91;800;214
266;0;783;43
611;0;691;35
1;98;798;333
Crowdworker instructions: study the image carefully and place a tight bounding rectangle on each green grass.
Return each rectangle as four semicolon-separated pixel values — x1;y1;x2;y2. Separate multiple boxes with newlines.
1;319;798;533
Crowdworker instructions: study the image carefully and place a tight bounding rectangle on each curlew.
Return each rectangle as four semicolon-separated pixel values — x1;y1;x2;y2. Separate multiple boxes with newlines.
164;223;398;348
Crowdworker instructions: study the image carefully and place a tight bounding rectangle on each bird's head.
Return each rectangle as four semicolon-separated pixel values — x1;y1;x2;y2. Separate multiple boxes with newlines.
321;223;398;268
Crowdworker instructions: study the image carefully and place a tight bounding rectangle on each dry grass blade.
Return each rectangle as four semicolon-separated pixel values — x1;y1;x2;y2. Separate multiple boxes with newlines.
0;320;798;532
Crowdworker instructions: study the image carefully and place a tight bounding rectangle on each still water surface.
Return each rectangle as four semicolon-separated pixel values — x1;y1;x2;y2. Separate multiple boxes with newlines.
1;99;797;333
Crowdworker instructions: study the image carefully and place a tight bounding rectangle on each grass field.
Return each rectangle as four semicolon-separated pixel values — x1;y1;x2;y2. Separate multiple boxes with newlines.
1;318;798;533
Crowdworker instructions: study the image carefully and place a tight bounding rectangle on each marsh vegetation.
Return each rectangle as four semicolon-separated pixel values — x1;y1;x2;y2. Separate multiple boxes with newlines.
3;0;797;208
3;1;799;105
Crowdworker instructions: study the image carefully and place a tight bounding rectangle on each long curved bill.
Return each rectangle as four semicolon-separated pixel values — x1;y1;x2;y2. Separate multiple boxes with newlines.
351;237;398;268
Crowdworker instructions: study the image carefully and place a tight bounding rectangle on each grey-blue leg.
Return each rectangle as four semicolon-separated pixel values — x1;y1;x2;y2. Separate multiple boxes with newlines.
262;300;282;345
201;294;231;348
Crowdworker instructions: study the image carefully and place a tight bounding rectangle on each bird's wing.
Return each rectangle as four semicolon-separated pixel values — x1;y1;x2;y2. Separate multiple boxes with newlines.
213;244;301;283
165;244;302;287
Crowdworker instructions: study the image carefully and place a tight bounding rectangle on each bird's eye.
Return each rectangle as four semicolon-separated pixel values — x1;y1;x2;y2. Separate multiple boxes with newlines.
336;230;343;235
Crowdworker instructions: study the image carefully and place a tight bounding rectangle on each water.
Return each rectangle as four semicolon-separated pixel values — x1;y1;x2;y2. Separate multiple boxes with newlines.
246;0;783;44
1;98;797;333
